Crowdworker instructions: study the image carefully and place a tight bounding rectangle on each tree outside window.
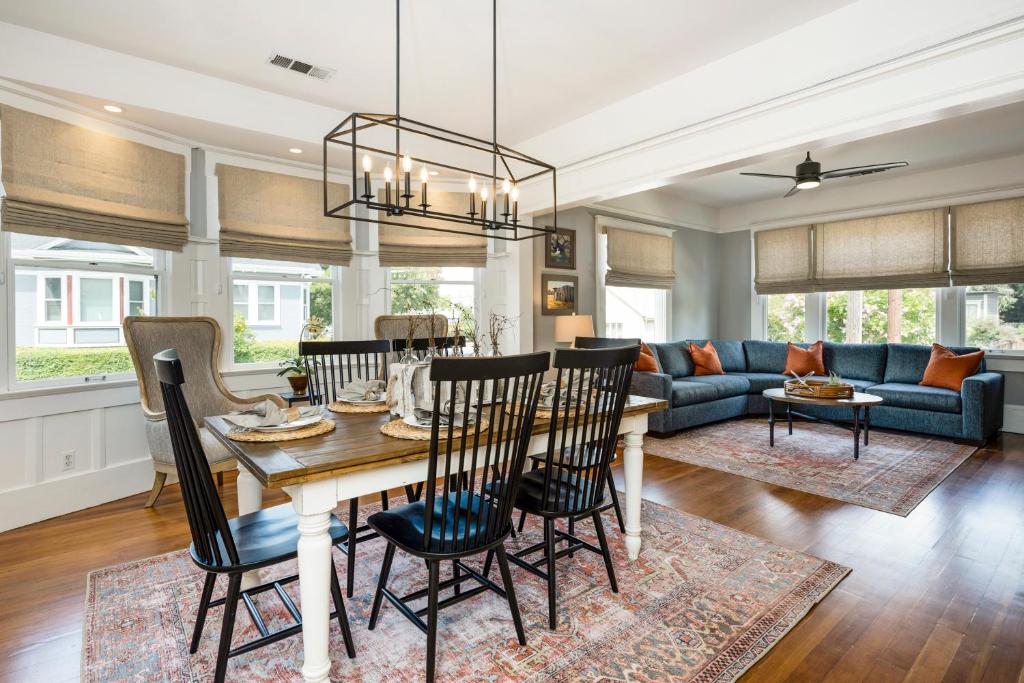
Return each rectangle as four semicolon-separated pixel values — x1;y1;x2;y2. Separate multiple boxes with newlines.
966;284;1024;350
826;289;936;344
766;293;806;342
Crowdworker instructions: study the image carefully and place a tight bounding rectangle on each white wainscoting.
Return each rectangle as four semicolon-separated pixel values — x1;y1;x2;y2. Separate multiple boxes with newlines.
1003;404;1024;435
0;372;290;532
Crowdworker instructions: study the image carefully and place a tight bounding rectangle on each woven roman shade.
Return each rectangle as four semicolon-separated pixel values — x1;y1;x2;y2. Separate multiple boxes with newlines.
0;106;188;251
950;196;1024;285
377;191;487;267
753;225;814;294
814;208;949;291
603;227;675;289
216;164;352;266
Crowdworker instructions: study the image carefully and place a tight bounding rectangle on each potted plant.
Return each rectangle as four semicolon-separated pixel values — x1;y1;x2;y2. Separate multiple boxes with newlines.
277;357;308;395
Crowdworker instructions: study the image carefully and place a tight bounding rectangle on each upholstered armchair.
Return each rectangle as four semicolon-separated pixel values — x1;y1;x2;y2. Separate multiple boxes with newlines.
373;314;448;342
123;316;286;507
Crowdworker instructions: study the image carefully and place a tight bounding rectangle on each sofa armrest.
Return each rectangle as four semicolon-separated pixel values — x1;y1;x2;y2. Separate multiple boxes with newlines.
631;371;672;402
961;372;1004;442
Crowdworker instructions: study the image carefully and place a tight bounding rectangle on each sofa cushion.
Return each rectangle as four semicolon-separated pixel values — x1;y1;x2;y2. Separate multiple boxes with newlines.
867;383;962;414
845;378;878;392
884;343;983;384
654;342;694;378
733;372;788;394
689;340;746;372
824;342;887;383
920;343;985;391
671;380;719;407
784;340;826;376
635;342;659;372
689;341;724;375
744;340;790;373
686;374;751;399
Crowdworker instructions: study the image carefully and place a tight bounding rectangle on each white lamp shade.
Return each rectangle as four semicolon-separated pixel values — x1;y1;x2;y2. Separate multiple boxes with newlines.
554;314;595;344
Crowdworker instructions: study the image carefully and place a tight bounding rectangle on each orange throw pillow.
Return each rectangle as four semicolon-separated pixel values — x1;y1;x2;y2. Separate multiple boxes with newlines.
635;342;658;372
783;340;826;376
688;341;724;376
920;343;984;391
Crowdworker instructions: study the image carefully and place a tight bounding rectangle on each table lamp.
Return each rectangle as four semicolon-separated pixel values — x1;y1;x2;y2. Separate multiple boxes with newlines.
554;313;595;348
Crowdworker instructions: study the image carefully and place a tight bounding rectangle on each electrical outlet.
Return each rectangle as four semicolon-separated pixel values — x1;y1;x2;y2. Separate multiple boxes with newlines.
61;450;75;471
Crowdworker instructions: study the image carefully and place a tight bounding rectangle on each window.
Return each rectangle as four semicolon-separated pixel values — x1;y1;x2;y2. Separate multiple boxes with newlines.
765;293;806;342
966;284;1024;351
604;287;668;342
826;289;937;344
10;233;162;385
389;267;476;318
230;258;334;365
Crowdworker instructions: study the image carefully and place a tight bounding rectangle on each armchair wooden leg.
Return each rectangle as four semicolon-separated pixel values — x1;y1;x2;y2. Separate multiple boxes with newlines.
216;471;224;488
144;471;168;508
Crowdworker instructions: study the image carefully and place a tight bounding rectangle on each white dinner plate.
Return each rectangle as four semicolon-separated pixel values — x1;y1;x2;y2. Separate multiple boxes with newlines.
252;414;324;432
339;398;387;405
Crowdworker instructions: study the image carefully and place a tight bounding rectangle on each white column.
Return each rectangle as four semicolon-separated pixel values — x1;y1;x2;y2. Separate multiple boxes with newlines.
236;464;264;589
621;414;647;561
289;479;339;683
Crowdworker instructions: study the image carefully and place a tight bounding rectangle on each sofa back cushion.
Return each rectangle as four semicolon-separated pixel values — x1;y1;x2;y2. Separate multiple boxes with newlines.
884;343;984;384
823;342;887;383
653;341;694;378
744;340;790;373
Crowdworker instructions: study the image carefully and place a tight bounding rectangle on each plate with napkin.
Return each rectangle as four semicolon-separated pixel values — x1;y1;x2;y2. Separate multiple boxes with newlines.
402;407;477;430
337;379;387;405
222;400;324;433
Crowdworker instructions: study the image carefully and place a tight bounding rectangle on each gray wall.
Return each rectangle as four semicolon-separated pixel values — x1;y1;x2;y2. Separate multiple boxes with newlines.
717;229;753;340
531;207;721;349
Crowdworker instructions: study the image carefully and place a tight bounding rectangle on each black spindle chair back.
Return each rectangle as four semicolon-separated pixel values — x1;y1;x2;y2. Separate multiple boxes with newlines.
155;348;239;568
573;336;641;349
540;345;639;516
422;352;548;556
300;339;390;405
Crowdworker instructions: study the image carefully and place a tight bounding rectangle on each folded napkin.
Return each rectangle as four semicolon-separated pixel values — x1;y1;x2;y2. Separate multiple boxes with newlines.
388;362;434;417
222;400;321;429
413;406;475;427
339;379;386;402
539;370;595;408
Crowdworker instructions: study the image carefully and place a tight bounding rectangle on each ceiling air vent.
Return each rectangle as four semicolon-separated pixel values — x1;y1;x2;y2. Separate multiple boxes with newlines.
266;54;336;82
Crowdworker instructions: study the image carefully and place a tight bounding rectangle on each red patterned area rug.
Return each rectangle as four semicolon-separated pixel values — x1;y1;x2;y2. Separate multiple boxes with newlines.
82;499;848;682
644;418;977;516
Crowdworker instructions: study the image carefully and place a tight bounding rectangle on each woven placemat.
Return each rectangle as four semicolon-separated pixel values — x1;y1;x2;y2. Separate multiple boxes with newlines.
226;419;336;442
327;401;390;414
504;403;553;420
380;417;489;441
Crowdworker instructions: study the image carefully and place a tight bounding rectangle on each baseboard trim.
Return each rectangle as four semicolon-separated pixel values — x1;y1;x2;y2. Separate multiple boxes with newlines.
0;458;154;532
1003;403;1024;435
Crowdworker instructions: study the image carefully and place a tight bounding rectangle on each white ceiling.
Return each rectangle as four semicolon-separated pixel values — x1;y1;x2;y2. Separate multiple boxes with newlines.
0;0;854;144
655;100;1024;208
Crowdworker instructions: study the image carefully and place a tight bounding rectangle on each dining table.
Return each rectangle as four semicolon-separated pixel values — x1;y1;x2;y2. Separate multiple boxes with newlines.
205;393;667;683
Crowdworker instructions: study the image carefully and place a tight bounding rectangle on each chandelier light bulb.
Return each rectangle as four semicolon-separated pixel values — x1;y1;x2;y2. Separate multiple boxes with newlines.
402;154;413;173
362;154;373;172
480;186;489;201
384;166;393;182
511;185;519;201
502;178;511;194
468;176;477;192
420;165;429;182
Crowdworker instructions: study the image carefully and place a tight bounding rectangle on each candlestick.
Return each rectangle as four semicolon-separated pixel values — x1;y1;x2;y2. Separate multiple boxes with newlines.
468;176;477;216
502;178;511;219
419;165;429;209
511;185;519;224
383;165;393;207
480;186;489;226
401;154;413;206
361;154;373;199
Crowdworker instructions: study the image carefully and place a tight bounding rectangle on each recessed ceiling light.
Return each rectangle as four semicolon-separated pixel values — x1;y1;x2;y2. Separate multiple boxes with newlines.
288;147;303;154
103;104;123;113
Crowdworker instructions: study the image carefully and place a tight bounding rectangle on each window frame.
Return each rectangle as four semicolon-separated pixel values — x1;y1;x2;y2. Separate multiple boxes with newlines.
386;266;479;319
35;273;67;327
4;232;168;391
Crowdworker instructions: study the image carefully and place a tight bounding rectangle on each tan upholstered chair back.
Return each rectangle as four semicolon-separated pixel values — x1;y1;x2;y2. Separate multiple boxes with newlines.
374;314;448;342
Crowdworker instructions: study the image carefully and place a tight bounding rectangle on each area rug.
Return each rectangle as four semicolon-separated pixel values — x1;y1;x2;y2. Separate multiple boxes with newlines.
82;499;848;682
643;418;977;516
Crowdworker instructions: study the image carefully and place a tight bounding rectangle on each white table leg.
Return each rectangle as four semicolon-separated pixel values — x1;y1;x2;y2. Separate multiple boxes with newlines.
622;415;647;561
289;480;338;683
236;464;264;590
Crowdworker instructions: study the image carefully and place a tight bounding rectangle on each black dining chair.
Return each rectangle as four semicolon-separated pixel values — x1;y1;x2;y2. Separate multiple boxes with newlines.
366;351;550;682
573;336;641;349
391;335;467;361
505;345;639;630
153;348;355;682
300;339;420;597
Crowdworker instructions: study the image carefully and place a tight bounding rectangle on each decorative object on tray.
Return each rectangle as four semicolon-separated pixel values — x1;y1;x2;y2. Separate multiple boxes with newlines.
220;400;332;442
541;273;578;315
544;227;576;270
327;379;389;413
784;371;854;399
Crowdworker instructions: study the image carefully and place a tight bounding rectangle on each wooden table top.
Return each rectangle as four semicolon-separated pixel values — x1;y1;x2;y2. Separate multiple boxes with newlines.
205;395;667;489
762;387;883;407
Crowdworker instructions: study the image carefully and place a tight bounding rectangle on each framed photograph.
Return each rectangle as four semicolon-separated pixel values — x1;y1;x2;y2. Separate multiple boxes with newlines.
544;228;576;270
541;273;578;316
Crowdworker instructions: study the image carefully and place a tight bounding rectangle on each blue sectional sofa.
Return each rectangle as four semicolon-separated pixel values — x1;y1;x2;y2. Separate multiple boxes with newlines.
630;340;1004;444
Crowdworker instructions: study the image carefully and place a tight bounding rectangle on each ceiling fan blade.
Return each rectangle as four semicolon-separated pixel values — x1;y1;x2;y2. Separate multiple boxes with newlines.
784;184;801;198
820;161;908;179
740;172;799;180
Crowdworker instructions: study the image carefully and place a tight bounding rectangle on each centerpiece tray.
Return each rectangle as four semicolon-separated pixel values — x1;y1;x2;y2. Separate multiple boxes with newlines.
783;377;855;399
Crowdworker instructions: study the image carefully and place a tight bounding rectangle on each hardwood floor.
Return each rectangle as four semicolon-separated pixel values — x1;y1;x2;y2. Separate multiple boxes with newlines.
2;434;1023;682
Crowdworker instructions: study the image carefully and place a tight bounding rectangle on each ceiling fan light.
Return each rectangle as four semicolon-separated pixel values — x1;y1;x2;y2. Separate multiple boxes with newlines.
796;178;820;190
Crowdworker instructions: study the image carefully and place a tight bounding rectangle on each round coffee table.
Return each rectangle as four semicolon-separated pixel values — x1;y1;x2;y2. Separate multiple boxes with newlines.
762;388;883;460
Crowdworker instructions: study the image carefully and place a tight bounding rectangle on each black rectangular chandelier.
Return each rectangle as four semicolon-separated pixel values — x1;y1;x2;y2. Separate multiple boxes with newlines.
322;0;557;242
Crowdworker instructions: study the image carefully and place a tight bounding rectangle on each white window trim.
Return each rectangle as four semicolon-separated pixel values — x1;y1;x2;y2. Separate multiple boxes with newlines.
72;272;120;326
229;281;281;327
124;276;154;317
35;273;67;328
593;218;673;341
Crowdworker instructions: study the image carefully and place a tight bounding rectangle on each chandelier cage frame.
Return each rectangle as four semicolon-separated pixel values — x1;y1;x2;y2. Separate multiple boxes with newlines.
321;0;558;242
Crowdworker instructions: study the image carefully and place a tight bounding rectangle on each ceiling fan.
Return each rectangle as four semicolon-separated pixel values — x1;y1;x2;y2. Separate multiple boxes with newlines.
740;152;909;198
